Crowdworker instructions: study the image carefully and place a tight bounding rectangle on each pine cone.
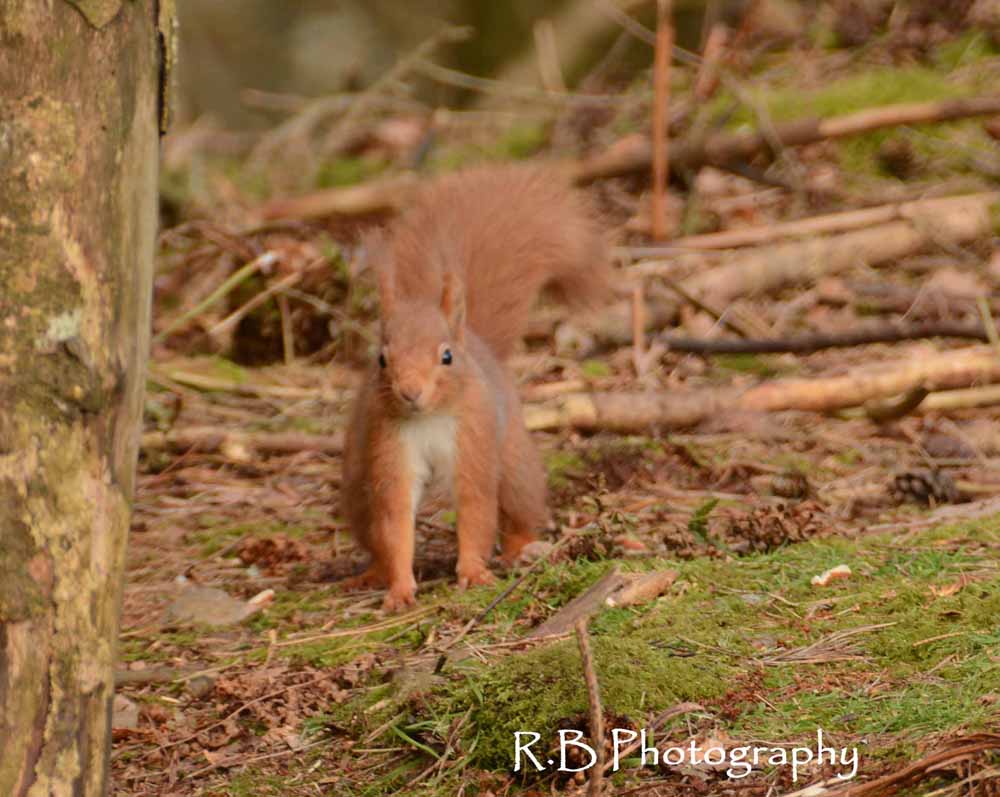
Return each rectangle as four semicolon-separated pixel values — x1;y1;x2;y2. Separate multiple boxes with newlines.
727;502;825;553
890;469;961;506
770;470;811;500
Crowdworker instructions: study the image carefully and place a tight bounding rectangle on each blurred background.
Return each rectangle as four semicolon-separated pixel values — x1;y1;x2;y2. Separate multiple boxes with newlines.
157;0;1000;366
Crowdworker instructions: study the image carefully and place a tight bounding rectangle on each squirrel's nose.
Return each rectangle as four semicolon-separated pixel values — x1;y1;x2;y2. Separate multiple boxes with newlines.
398;386;423;405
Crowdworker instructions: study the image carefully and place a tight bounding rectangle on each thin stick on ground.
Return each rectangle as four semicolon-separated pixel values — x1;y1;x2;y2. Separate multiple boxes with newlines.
153;251;279;344
631;282;648;376
651;0;673;241
140;426;344;457
575;618;604;797
661;320;993;354
572;94;1000;184
601;702;705;775
694;22;727;100
435;534;576;671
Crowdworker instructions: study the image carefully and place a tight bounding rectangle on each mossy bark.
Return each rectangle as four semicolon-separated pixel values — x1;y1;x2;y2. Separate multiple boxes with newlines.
0;2;162;794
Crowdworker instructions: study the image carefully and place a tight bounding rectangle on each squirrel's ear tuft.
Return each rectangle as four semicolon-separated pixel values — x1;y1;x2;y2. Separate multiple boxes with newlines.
376;262;396;317
440;270;465;337
364;229;395;316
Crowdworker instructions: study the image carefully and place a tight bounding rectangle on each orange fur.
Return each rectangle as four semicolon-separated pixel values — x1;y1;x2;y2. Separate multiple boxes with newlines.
341;164;610;611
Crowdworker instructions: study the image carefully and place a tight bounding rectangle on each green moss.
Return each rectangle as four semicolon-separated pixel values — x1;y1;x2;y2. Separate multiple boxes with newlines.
934;30;1000;71
398;517;1000;773
455;633;731;769
494;122;548;160
544;450;586;489
710;63;988;179
428;121;549;173
712;353;784;377
580;359;611;379
315;156;388;190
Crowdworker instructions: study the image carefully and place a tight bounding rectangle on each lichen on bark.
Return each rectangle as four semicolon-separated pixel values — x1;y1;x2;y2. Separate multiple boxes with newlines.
64;0;123;29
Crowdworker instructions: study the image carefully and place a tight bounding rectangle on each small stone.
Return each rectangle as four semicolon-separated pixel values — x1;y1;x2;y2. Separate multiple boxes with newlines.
186;675;216;699
112;694;139;730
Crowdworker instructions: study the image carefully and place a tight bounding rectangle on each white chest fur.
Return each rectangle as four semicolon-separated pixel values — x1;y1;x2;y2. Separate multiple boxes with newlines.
398;413;457;515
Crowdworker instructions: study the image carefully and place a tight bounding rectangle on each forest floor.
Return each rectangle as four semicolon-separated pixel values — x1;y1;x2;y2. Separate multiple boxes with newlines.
112;14;1000;797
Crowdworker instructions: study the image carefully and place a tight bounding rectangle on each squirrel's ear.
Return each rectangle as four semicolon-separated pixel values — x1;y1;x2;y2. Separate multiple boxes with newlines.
364;230;395;316
376;262;396;317
440;271;465;338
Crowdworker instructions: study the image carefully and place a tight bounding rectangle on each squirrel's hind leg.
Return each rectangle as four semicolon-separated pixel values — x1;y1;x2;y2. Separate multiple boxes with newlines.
455;419;501;589
497;417;548;566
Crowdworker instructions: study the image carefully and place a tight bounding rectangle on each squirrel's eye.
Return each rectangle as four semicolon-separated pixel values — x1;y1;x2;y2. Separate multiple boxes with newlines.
441;348;453;365
378;352;387;369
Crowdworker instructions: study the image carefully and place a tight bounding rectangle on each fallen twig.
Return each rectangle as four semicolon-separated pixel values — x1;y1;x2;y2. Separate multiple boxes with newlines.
920;384;1000;412
638;193;991;251
655;192;999;308
822;733;1000;797
661;320;992;355
572;95;1000;184
258;173;419;221
761;623;896;665
524;345;1000;431
650;0;673;241
528;567;629;639
141;426;344;457
863;385;930;423
153;251;279;344
575;618;604;797
601;702;705;775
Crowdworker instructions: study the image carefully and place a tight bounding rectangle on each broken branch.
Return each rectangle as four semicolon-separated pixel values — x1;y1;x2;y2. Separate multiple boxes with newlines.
572;95;1000;184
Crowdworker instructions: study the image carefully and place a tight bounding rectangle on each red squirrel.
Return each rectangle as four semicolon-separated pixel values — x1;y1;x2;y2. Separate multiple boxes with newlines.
341;165;610;611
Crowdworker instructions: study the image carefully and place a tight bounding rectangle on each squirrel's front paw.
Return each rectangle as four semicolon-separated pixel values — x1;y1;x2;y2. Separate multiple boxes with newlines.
342;565;386;592
382;578;417;612
456;562;496;589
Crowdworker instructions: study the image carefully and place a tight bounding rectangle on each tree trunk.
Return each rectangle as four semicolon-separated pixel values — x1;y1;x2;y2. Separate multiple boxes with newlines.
0;2;165;794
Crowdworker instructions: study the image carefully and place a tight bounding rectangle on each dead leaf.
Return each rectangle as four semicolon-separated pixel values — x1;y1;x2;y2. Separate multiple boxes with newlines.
929;576;966;597
112;694;139;730
164;584;272;627
606;569;679;608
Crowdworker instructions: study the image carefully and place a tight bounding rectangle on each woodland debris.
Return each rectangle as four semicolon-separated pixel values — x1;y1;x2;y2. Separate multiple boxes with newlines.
863;385;929;423
811;565;852;587
920;384;1000;412
141;426;344;457
762;622;894;665
889;469;962;506
115;665;211;687
163;585;274;627
649;0;674;242
527;567;679;640
251;99;1000;225
524;346;1000;431
671;192;998;308
595;193;998;348
257;173;419;221
112;695;140;731
605;569;678;608
649;193;997;251
153;251;280;345
740;345;1000;414
663;321;990;355
820;733;1000;797
571;95;1000;184
527;568;629;639
574;618;604;797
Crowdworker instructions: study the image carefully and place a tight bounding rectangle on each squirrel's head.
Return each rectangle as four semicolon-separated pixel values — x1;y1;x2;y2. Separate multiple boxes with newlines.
375;263;466;415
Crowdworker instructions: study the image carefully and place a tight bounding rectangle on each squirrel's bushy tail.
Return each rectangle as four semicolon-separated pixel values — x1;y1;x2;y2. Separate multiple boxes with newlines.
382;165;612;359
